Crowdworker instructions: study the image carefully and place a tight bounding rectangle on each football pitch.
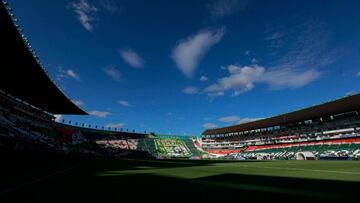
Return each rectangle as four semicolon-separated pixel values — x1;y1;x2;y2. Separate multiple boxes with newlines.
1;153;359;202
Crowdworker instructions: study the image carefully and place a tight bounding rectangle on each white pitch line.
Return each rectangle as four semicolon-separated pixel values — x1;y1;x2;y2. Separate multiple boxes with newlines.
0;164;82;195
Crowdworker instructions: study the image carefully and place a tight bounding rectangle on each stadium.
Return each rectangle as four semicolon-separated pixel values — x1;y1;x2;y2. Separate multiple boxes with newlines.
1;1;360;202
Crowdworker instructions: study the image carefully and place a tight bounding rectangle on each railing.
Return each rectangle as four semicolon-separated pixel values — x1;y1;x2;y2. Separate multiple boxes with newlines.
55;120;149;135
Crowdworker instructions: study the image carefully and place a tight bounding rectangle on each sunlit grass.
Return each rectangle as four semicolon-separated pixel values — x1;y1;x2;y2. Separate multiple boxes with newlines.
97;160;360;182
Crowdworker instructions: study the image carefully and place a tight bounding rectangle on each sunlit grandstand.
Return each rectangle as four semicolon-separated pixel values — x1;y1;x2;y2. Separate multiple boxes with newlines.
154;136;199;158
201;94;360;160
1;1;360;202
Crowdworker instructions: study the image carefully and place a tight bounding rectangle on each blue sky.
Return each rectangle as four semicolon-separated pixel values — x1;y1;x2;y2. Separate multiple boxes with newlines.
8;0;360;135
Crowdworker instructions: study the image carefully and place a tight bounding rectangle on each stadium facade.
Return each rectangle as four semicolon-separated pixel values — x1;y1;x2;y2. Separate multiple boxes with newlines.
201;94;360;159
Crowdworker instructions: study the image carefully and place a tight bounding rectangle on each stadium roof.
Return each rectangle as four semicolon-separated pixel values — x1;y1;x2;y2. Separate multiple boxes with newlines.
202;93;360;135
0;2;87;115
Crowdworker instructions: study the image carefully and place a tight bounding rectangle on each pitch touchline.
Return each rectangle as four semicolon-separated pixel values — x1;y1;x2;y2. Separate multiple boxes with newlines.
0;164;82;195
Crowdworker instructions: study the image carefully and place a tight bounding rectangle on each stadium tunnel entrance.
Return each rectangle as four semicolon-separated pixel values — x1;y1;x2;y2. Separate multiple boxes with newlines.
296;152;316;160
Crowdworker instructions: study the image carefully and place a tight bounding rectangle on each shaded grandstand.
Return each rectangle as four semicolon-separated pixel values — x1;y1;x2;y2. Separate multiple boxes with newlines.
0;0;157;158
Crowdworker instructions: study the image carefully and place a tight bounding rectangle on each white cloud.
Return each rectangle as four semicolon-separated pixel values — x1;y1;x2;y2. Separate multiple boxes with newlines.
68;0;98;32
200;75;208;81
203;122;218;129
100;0;119;13
251;58;258;64
117;100;131;107
261;21;332;91
204;64;320;98
266;21;335;69
119;49;144;68
204;84;225;97
260;68;321;90
217;116;262;124
238;117;262;124
172;28;225;78
54;114;63;122
265;31;285;48
201;21;331;99
55;67;64;81
204;64;264;97
207;0;248;19
204;116;215;121
71;100;84;106
183;86;199;95
105;123;124;129
89;110;111;118
266;31;283;41
102;66;122;81
356;72;360;77
66;69;81;81
56;67;81;81
218;115;240;123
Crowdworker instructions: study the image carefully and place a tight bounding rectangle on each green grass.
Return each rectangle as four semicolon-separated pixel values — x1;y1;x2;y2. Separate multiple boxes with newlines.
1;152;360;202
99;159;360;182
